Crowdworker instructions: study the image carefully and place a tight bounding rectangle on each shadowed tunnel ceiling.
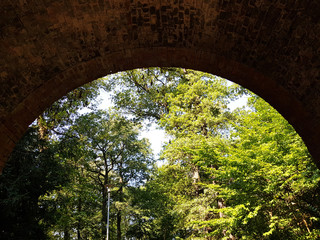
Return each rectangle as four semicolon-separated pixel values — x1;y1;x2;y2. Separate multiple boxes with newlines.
0;0;319;172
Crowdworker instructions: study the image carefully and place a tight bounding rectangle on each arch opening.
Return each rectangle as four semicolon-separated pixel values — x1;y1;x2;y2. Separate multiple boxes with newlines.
1;49;319;171
1;67;320;239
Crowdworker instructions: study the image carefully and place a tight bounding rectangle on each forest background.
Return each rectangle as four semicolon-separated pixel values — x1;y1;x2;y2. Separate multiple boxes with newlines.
0;68;320;240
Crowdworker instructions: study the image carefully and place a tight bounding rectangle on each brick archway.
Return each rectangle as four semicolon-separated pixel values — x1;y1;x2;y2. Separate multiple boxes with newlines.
0;1;319;172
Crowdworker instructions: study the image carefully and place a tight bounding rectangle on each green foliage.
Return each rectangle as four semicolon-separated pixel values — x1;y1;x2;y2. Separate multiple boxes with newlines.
0;127;68;240
104;68;223;122
159;72;235;137
45;109;153;239
67;110;153;186
2;67;320;240
211;97;320;239
106;68;320;239
38;79;105;139
0;79;107;239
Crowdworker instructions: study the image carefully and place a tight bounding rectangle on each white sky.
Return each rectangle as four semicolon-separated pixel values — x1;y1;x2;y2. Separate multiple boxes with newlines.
94;90;167;158
93;89;248;158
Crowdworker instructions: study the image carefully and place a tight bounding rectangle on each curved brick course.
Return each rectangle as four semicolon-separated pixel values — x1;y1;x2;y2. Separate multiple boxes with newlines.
0;0;319;172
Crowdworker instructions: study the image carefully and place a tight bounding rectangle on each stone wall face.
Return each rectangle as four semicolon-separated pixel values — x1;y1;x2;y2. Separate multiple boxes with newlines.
0;0;319;171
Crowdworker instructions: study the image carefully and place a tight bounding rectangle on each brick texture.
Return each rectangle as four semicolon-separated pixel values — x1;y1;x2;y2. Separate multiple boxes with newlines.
0;0;319;172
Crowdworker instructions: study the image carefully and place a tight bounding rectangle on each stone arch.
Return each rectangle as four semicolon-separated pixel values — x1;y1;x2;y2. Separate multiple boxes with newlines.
0;0;319;172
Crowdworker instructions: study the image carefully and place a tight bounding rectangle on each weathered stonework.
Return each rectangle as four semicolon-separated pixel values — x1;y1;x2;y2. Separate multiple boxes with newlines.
0;0;319;172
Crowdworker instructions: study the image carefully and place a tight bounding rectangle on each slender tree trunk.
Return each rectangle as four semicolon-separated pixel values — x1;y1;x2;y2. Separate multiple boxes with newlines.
77;197;82;239
218;196;235;239
101;185;107;239
101;173;108;240
192;165;201;195
212;168;235;239
37;116;47;140
117;205;122;240
37;116;49;153
117;178;123;240
64;228;70;240
218;198;226;218
77;168;83;239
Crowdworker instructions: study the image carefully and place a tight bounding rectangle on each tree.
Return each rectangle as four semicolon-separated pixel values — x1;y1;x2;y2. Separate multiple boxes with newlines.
104;68;192;121
106;68;320;239
0;127;68;240
124;164;193;239
105;68;244;238
157;71;239;238
208;96;320;239
37;79;105;140
46;110;153;240
3;67;320;239
0;79;110;240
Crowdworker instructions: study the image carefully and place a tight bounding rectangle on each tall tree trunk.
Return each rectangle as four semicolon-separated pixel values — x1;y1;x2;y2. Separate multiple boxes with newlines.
101;151;111;240
117;205;122;240
77;197;82;239
77;168;83;239
217;192;235;239
64;228;70;240
37;115;49;141
101;173;108;240
101;185;107;239
192;165;201;195
37;116;49;154
117;179;123;240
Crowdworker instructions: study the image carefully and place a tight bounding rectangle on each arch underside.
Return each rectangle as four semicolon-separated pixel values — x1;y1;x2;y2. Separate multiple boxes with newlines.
0;0;319;171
